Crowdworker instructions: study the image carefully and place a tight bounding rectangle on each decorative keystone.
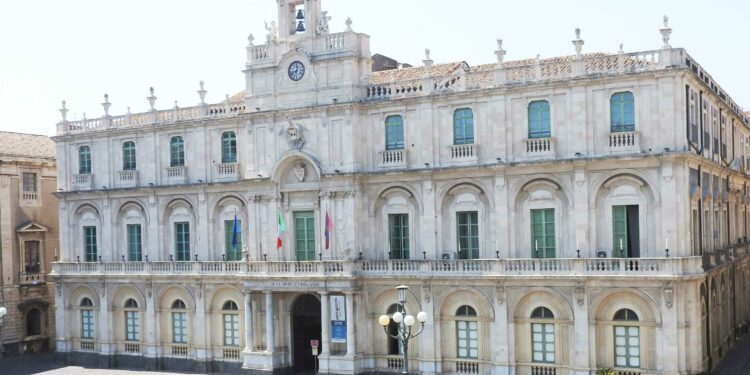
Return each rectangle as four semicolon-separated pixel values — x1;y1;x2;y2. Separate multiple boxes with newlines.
572;27;584;57
660;15;672;48
197;81;207;104
147;87;157;111
101;94;111;116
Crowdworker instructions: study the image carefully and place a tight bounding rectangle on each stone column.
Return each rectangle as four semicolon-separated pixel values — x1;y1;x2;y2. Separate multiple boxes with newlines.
418;284;438;374
194;285;208;372
144;286;157;369
265;291;275;352
97;284;111;367
243;290;254;351
345;292;355;356
320;292;330;355
572;284;590;375
54;283;68;354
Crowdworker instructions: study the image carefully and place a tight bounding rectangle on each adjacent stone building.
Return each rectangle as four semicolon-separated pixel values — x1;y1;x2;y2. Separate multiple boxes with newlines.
0;131;58;357
50;2;750;374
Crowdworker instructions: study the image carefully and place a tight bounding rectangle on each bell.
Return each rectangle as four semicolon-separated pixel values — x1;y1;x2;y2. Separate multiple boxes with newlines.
296;9;305;20
296;20;305;32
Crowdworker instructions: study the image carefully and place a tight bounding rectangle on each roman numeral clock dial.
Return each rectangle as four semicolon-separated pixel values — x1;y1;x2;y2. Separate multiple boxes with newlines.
288;61;305;81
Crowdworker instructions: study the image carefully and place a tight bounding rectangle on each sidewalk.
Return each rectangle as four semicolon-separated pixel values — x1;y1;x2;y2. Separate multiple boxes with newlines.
714;333;750;375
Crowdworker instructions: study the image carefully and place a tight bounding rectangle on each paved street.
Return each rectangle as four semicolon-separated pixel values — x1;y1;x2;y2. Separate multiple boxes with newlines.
1;340;750;375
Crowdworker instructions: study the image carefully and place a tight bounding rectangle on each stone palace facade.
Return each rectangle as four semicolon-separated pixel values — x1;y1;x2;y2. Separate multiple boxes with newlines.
51;1;750;374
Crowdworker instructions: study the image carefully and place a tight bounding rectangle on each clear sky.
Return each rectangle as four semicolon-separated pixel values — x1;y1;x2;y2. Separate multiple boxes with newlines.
0;0;747;136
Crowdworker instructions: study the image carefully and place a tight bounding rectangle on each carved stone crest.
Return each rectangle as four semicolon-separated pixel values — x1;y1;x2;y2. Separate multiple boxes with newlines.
317;11;331;35
281;119;305;150
294;163;306;182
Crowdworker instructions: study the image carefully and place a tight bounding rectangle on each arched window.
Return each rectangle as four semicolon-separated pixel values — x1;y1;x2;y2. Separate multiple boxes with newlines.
528;100;551;139
171;299;188;344
386;304;404;355
124;298;140;342
613;308;640;368
122;141;137;170
79;146;92;174
221;132;237;163
80;298;95;339
222;300;240;347
611;92;635;132
456;305;478;359
170;136;185;167
385;115;404;150
530;307;555;363
453;108;474;145
26;308;41;337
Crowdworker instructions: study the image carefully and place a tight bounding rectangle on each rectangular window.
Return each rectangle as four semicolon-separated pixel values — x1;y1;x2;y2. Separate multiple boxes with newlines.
453;109;475;145
123;142;137;171
22;172;37;192
84;226;97;262
223;314;240;347
456;211;479;259
79;146;92;175
531;209;555;258
127;224;142;261
81;310;94;339
172;312;187;344
385;116;405;150
531;323;555;363
24;240;41;273
224;219;242;261
125;311;140;341
612;206;628;257
174;222;190;261
294;211;315;261
689;89;699;144
456;320;478;359
221;132;237;163
388;214;410;259
614;326;640;368
170;137;185;167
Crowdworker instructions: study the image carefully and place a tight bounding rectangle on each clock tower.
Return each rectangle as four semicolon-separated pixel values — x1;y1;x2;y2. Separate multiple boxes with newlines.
244;0;372;111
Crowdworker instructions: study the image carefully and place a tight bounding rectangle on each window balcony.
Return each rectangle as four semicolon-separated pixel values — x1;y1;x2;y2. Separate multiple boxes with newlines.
72;174;93;190
608;131;640;153
116;170;138;188
21;191;39;203
165;166;187;184
19;272;46;285
448;143;478;163
379;149;407;168
523;137;555;158
216;162;239;180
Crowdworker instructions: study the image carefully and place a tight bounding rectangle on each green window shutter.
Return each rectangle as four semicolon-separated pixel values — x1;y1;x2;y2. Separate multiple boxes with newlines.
388;214;410;259
122;141;137;170
453;108;474;145
127;224;142;261
528;101;551;139
79;146;92;174
84;226;97;262
221;132;237;163
612;206;628;257
456;211;479;259
170;137;185;167
385;116;404;150
175;222;190;261
611;92;635;132
294;211;315;261
531;209;555;258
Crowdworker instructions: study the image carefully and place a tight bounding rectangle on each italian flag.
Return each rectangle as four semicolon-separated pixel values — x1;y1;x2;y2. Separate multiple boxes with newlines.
277;210;286;250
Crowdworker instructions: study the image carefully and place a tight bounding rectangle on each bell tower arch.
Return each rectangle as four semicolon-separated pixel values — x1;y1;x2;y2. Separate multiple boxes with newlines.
277;0;322;41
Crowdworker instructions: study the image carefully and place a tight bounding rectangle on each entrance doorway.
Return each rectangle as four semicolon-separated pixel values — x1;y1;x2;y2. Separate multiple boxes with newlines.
292;294;321;373
612;205;640;257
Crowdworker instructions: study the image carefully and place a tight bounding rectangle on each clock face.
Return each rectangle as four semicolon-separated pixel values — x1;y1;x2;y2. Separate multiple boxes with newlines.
288;61;305;81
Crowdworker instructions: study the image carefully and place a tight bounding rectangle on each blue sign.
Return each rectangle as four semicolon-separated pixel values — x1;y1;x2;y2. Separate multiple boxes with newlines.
331;320;346;343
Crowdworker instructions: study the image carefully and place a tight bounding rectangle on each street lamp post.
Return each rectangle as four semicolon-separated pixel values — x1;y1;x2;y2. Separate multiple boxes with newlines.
378;285;428;375
0;306;7;359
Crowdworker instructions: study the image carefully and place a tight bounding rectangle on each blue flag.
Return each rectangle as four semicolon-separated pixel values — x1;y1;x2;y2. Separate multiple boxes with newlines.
231;214;240;250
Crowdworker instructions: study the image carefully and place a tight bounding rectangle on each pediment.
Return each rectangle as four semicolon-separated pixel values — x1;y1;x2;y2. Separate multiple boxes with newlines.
17;221;49;233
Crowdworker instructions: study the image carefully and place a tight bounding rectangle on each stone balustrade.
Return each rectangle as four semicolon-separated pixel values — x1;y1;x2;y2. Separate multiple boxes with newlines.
608;131;640;152
523;137;555;157
50;256;705;278
379;149;407;168
448;143;478;162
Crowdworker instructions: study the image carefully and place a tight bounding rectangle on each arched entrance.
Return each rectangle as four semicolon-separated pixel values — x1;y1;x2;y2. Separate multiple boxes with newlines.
292;294;321;373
